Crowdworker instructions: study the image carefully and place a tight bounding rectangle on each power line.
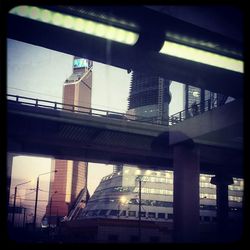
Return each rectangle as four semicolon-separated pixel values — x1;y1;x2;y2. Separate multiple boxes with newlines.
8;87;127;112
9;190;36;199
21;198;68;202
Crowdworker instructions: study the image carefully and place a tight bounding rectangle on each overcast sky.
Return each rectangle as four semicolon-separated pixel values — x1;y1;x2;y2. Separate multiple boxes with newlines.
7;38;184;196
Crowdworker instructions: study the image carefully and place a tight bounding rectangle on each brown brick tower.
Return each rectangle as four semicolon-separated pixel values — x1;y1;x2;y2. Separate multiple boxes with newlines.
45;57;92;224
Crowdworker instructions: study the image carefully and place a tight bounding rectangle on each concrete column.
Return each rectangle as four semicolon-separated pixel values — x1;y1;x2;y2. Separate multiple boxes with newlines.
211;174;233;241
173;142;200;242
7;153;15;207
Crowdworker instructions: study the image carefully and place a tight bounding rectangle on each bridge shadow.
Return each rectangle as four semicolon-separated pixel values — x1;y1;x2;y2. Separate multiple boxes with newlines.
151;130;194;153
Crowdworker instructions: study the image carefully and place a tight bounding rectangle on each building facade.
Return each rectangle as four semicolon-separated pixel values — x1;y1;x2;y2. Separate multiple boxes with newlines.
44;57;92;224
127;71;171;124
75;165;243;242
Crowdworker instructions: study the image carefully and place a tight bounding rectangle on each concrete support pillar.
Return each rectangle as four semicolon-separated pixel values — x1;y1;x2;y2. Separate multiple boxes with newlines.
211;174;233;241
173;142;200;242
7;153;15;207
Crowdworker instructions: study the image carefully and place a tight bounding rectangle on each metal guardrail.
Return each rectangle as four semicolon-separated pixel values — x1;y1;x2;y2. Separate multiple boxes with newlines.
7;94;158;125
7;94;222;126
168;97;227;125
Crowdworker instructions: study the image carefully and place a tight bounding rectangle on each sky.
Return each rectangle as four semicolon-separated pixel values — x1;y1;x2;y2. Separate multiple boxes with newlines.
7;38;184;197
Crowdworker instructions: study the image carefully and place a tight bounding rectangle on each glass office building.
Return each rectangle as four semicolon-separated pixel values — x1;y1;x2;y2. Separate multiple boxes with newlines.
77;165;243;224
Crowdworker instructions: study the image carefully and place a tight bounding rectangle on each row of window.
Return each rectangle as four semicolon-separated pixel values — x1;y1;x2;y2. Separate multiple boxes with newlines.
199;182;216;189
92;186;134;197
80;209;172;219
92;186;242;203
128;198;173;207
102;174;115;181
123;169;173;178
101;171;243;189
232;179;244;187
101;174;243;192
80;209;241;221
200;194;216;200
141;176;173;184
200;193;242;201
229;196;242;202
228;185;244;191
88;197;242;211
133;187;173;195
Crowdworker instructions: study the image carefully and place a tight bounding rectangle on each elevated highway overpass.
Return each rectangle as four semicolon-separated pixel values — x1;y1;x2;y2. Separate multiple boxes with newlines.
7;95;243;177
6;5;244;242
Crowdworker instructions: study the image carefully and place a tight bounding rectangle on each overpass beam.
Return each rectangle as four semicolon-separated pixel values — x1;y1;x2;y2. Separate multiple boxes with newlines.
211;174;233;241
173;142;200;242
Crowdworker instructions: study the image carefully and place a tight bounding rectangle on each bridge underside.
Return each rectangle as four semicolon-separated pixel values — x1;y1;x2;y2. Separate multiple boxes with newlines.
8;102;243;177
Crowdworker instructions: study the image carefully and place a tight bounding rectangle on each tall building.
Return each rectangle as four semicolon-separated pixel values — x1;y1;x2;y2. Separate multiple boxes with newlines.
127;71;171;124
75;166;243;242
44;57;92;224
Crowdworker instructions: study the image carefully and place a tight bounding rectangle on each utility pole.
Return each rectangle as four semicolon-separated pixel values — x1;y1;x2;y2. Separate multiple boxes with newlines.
138;176;142;242
49;191;57;230
33;170;57;230
23;208;26;228
12;180;31;227
33;176;39;229
12;186;17;226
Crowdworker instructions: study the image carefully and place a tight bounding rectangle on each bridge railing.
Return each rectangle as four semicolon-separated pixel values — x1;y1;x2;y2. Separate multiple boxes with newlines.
7;94;157;125
168;98;223;125
7;94;225;126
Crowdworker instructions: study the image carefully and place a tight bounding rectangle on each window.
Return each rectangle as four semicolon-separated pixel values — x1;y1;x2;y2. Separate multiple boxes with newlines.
168;213;173;219
109;210;119;216
139;212;146;217
148;212;156;218
128;211;136;217
86;211;93;216
158;213;165;219
99;209;108;216
120;210;126;216
92;210;99;216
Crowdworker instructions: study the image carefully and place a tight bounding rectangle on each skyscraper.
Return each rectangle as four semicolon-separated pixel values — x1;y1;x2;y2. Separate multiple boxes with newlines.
127;71;171;124
45;57;92;224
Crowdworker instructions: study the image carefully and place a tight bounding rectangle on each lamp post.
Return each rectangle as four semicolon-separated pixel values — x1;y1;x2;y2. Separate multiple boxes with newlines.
49;191;58;231
136;176;142;242
23;208;26;228
12;180;31;227
33;170;57;229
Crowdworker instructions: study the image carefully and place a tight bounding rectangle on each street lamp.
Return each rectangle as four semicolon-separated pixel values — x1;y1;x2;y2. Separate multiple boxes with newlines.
136;176;142;242
33;170;57;229
118;196;127;219
12;180;31;227
49;191;58;230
